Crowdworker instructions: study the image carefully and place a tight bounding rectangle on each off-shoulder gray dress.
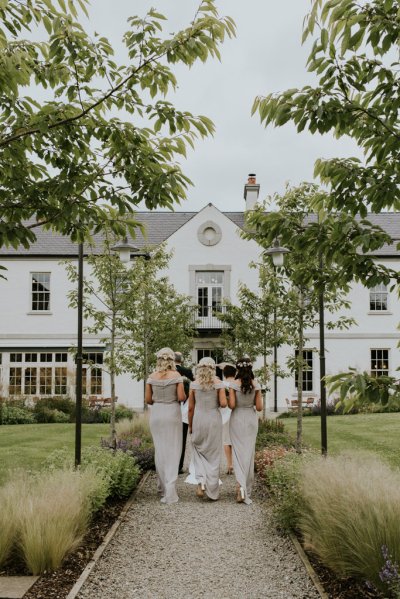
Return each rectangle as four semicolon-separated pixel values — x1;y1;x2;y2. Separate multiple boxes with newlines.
147;376;183;504
229;381;261;505
190;381;225;500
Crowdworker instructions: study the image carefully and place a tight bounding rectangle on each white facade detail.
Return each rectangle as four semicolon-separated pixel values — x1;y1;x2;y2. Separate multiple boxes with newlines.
0;201;399;411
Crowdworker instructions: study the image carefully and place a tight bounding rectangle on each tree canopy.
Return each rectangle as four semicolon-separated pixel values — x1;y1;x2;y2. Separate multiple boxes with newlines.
0;0;235;248
252;0;399;215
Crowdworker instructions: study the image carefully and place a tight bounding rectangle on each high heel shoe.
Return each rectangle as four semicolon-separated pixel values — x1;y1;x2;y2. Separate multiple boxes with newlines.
236;486;245;503
196;482;205;498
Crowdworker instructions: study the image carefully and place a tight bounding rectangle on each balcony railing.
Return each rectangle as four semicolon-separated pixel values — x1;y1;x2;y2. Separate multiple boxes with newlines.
190;305;230;330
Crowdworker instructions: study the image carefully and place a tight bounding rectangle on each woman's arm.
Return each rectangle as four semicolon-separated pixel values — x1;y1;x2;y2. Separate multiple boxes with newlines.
254;389;263;412
145;383;153;405
228;387;236;410
188;389;195;433
218;387;227;408
177;381;186;402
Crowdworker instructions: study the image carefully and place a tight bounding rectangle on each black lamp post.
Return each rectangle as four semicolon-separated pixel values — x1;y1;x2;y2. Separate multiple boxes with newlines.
75;241;84;468
319;253;327;456
263;239;289;412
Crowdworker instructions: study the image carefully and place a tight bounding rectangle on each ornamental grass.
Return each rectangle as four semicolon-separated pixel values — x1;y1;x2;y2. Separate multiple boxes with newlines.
17;469;102;575
299;453;400;593
0;477;20;567
116;412;151;440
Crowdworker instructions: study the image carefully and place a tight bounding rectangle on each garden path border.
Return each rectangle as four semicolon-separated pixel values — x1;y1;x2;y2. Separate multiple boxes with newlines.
65;471;151;599
289;532;329;599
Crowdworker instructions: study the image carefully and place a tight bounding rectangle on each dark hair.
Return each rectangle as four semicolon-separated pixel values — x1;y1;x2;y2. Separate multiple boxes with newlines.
223;364;236;379
174;352;183;364
235;358;254;394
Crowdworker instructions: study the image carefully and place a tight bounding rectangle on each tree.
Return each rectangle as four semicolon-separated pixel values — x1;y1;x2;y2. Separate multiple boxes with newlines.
253;0;399;216
252;0;400;292
220;261;289;420
65;237;195;446
0;0;235;249
245;184;355;451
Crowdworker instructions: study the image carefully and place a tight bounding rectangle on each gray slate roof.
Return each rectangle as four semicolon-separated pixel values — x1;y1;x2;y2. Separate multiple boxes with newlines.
0;210;399;256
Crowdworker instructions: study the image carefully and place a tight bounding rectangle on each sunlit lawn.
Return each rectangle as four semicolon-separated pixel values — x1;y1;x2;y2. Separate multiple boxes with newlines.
283;413;400;467
0;423;109;484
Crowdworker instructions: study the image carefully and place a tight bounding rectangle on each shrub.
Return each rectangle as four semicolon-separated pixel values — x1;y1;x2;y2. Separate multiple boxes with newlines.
256;418;294;450
34;406;70;423
254;446;289;478
299;454;400;593
46;446;141;499
17;469;101;574
115;404;134;421
34;397;75;417
0;405;36;425
263;451;317;532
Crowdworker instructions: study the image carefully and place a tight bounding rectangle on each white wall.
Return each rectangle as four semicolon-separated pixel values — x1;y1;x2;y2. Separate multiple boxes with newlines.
1;217;399;412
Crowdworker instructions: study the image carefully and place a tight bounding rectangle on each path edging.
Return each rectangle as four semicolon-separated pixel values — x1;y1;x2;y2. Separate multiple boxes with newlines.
64;470;151;599
289;532;329;599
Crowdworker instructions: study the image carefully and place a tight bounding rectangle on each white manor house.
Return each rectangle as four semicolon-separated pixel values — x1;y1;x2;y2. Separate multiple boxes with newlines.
0;177;399;411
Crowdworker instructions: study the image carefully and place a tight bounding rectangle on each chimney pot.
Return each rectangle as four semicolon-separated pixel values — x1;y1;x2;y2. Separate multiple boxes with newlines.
243;173;260;211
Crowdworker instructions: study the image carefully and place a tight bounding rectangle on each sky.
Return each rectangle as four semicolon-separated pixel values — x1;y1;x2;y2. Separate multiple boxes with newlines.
87;0;362;212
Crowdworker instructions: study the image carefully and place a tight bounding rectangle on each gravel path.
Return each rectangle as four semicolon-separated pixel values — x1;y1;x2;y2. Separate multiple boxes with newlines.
77;456;319;599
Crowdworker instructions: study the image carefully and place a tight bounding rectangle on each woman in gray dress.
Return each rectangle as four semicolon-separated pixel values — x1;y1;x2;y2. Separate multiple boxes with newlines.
188;357;227;500
145;347;186;504
229;358;263;504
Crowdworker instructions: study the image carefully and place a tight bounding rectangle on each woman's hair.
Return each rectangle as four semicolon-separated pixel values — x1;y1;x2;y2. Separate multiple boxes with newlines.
155;347;176;373
235;357;254;394
196;357;216;390
223;364;236;379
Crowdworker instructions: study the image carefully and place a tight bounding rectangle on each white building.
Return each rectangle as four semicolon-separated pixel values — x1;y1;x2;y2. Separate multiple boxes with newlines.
0;177;399;411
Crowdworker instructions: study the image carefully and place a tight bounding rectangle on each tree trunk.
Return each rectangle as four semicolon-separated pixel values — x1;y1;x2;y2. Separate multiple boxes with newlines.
143;289;149;410
296;292;304;454
110;317;117;450
262;332;267;420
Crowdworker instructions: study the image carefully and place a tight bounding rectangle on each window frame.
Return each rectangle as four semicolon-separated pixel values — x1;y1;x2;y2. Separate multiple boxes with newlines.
294;349;314;392
31;272;51;312
370;348;389;377
369;283;389;312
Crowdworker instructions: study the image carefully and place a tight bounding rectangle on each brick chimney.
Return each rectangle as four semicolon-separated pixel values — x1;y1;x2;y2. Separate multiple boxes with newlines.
243;173;260;211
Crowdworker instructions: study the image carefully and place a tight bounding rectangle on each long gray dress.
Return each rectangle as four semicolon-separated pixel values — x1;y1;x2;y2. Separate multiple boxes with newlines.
190;381;225;500
148;376;183;504
229;381;261;505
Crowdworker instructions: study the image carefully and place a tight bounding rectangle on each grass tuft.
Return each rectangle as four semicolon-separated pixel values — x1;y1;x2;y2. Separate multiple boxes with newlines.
17;469;96;575
116;412;151;439
300;453;400;592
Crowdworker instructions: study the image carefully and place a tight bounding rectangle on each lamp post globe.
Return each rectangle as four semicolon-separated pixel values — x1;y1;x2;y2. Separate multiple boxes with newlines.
111;237;140;263
263;238;290;267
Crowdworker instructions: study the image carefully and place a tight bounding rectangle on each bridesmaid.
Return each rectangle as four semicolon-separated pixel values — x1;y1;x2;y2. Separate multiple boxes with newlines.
145;347;186;504
188;357;227;500
221;363;236;475
229;358;263;504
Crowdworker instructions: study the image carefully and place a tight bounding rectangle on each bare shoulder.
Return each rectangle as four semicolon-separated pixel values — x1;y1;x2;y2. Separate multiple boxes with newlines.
214;376;222;383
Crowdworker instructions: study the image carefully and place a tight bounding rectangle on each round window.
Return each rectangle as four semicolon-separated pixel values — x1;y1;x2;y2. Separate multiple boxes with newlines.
197;221;222;246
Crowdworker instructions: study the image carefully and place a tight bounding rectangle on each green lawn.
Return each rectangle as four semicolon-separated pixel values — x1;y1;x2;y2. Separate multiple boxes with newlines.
283;413;400;467
0;423;109;484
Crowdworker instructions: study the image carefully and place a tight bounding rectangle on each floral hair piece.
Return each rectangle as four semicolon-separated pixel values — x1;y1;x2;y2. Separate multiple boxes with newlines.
237;361;253;368
156;347;175;360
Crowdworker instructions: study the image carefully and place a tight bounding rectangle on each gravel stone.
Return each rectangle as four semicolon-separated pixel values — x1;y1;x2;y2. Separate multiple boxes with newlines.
77;453;319;599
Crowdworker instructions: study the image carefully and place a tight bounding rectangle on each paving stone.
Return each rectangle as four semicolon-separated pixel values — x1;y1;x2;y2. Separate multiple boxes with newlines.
0;577;39;599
